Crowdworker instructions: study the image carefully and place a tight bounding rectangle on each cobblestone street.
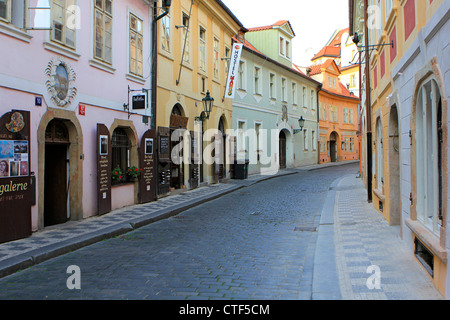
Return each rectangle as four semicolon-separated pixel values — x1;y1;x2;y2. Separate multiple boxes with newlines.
0;165;355;300
0;163;443;301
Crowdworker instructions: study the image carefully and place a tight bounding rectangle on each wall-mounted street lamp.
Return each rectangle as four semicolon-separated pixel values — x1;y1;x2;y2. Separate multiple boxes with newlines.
195;90;214;122
293;116;305;134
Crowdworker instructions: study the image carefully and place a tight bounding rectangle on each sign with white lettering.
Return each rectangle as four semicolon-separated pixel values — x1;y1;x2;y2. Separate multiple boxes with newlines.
132;94;147;110
224;43;243;99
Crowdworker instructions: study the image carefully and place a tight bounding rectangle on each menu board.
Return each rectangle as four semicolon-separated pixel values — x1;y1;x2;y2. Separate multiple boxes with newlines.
97;124;111;215
139;129;156;203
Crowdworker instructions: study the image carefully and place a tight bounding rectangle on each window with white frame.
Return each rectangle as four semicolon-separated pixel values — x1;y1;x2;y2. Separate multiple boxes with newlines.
224;46;230;80
281;77;287;102
376;117;383;190
238;60;245;90
238;121;246;152
311;130;316;150
182;12;190;63
285;40;290;59
52;0;76;48
129;13;143;76
385;0;393;21
161;11;170;52
213;37;219;79
1;0;27;28
415;77;443;235
292;82;297;105
310;90;315;110
303;129;308;150
94;0;113;64
199;26;206;72
254;66;261;94
302;86;306;107
269;73;276;99
279;37;284;56
0;0;9;22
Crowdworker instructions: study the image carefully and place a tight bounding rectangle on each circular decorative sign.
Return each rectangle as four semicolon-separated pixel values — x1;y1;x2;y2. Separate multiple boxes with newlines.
45;59;77;107
5;112;25;133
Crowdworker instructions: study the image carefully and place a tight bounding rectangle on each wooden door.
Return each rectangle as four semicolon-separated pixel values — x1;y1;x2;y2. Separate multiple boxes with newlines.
279;131;286;169
44;144;68;226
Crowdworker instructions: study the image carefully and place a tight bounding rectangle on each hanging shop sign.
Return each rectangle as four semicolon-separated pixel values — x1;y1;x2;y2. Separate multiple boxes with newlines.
224;43;243;99
0;110;31;244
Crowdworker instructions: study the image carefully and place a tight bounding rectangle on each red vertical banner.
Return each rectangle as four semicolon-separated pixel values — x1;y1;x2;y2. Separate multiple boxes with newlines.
0;110;31;244
97;124;111;215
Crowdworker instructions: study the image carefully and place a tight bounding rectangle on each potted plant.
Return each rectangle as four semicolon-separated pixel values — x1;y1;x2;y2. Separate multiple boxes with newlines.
127;166;142;180
112;166;124;184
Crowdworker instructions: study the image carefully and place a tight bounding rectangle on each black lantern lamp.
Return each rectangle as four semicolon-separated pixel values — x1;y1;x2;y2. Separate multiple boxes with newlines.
294;116;305;134
196;90;214;121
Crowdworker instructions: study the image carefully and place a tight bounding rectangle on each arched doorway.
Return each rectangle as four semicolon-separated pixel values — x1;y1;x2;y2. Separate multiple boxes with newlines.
44;119;70;226
170;104;186;189
279;130;287;169
389;105;400;225
329;132;338;162
218;116;227;179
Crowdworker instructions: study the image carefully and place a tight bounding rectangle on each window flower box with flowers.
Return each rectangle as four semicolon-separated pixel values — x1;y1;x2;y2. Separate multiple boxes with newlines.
111;165;142;185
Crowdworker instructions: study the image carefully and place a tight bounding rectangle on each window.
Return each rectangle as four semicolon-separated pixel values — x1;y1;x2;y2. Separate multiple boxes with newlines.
281;78;287;102
238;61;245;90
254;66;261;94
292;82;297;105
285;41;290;59
343;108;349;123
349;108;354;124
213;37;219;79
52;0;76;48
161;12;170;52
376;118;383;190
94;0;113;64
279;37;284;56
182;12;190;63
199;26;206;71
238;121;246;152
350;137;355;152
350;74;357;87
112;128;131;184
303;129;308;151
302;87;306;107
415;77;443;234
385;0;393;21
0;0;27;28
269;73;276;99
311;90;315;110
311;130;316;150
129;13;143;76
224;46;230;80
0;0;10;22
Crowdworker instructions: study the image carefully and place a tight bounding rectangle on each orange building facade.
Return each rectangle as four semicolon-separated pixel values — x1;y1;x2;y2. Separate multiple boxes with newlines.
309;59;360;163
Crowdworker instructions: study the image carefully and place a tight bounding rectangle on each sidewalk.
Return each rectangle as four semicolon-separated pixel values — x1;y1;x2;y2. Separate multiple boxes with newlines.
313;173;445;300
1;161;351;279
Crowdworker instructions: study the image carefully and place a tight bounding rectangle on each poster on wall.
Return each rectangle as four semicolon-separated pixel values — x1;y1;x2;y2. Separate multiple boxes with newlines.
0;110;31;244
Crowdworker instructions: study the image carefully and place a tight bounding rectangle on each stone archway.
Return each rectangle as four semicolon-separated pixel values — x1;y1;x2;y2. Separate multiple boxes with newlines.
38;109;83;230
388;105;400;226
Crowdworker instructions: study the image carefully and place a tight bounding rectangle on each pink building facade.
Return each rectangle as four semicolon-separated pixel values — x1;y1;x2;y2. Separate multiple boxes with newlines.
0;0;158;243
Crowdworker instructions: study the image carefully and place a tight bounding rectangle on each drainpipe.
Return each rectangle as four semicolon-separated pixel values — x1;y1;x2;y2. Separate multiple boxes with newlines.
364;0;372;203
317;83;322;164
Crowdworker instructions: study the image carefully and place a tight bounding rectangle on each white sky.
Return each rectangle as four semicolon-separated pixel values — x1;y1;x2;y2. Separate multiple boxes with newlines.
221;0;350;67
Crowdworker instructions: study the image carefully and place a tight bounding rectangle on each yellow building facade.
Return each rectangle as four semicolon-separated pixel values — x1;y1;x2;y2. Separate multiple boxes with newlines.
351;0;449;297
154;0;245;195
